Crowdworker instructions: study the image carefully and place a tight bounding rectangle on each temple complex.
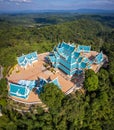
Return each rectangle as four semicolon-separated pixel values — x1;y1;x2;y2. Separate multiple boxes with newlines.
7;42;106;105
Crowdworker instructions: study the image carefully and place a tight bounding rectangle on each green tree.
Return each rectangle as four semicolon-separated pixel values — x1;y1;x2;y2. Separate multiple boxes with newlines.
84;70;99;91
0;78;7;95
39;83;65;110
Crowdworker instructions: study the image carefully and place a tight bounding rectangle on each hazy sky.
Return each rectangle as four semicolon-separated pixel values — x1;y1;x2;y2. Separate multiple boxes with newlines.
0;0;114;12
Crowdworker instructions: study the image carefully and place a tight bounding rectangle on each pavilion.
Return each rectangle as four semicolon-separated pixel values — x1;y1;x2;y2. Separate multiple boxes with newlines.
48;42;104;76
9;80;36;99
17;51;38;69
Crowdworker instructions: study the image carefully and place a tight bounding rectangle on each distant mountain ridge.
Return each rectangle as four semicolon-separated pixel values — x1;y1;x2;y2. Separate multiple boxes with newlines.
0;9;114;14
75;9;114;14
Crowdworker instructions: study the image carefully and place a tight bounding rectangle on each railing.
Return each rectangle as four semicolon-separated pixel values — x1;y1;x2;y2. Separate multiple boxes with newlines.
9;96;42;105
65;86;75;95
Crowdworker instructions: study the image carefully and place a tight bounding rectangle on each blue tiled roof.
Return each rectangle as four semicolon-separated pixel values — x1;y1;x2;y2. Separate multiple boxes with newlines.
50;77;61;89
67;56;76;64
83;57;89;63
9;83;30;99
18;80;36;90
54;51;60;58
36;78;47;94
80;62;87;69
75;70;83;74
77;57;83;63
49;56;56;63
73;52;80;59
94;52;103;64
57;42;75;59
48;43;103;76
17;51;38;68
77;45;91;53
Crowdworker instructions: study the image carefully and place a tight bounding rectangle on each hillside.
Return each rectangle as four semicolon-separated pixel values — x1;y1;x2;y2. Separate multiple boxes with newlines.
0;13;114;130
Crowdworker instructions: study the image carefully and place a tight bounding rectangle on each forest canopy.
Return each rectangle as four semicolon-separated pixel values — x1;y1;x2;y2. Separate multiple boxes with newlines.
0;13;114;130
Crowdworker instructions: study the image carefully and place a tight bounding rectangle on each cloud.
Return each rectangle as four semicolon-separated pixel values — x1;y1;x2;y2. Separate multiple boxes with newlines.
0;0;32;2
93;0;114;3
9;0;31;2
